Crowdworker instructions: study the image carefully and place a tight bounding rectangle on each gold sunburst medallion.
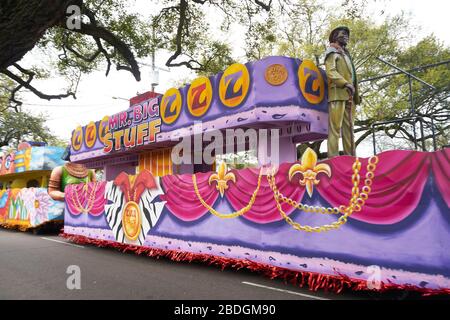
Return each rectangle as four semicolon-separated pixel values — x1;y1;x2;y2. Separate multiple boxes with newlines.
265;64;288;86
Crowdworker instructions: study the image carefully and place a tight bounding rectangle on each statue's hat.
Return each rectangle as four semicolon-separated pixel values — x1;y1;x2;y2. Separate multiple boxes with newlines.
329;26;350;43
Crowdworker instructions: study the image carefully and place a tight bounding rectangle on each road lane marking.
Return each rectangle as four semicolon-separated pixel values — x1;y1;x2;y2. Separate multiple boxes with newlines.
40;237;85;249
242;281;330;300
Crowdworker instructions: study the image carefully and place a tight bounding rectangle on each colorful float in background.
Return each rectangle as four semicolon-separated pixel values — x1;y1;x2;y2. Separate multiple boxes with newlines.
0;142;66;231
62;56;450;295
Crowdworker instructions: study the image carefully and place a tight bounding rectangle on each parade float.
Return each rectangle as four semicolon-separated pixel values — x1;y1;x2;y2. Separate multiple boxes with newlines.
0;142;66;231
61;56;450;295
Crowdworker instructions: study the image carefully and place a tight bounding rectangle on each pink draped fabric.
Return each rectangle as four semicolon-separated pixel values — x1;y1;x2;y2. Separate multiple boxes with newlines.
430;148;450;208
160;164;305;224
227;164;306;223
159;149;449;225
66;181;106;216
317;150;431;225
161;172;219;222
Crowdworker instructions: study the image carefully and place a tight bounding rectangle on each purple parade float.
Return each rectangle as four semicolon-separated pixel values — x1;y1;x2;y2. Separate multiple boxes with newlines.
61;56;450;295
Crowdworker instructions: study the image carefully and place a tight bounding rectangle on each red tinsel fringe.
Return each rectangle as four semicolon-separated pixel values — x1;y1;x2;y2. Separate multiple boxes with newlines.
60;232;450;297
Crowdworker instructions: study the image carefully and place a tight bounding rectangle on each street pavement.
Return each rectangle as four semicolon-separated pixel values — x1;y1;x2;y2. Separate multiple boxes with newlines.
0;228;443;300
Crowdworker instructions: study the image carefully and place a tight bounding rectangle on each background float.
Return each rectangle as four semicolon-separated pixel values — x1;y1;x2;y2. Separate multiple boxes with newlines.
0;142;66;231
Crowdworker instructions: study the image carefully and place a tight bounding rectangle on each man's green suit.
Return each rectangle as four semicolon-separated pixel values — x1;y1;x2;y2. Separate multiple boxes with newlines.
325;46;360;157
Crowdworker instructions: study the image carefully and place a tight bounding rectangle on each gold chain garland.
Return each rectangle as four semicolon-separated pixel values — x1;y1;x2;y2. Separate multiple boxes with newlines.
267;156;379;233
268;159;362;215
69;182;98;214
270;180;341;215
192;168;264;219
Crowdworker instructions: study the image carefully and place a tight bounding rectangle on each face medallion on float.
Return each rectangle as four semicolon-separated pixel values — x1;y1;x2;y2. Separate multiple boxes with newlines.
122;201;141;241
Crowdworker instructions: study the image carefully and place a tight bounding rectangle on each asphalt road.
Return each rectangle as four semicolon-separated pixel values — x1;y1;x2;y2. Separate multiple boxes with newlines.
0;228;443;301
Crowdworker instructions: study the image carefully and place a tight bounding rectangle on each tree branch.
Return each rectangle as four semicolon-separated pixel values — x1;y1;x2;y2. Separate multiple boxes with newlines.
355;129;374;146
254;0;273;11
1;68;76;101
62;33;102;63
62;7;141;81
165;0;192;69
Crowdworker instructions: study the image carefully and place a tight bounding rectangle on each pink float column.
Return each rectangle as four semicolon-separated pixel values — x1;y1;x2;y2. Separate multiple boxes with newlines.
278;136;297;164
257;129;297;166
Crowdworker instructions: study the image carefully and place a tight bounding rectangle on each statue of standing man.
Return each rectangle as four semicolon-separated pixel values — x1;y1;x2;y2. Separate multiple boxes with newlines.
324;26;361;158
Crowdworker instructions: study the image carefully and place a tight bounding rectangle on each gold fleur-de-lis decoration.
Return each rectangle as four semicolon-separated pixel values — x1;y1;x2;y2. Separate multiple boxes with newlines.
209;162;236;197
288;148;331;197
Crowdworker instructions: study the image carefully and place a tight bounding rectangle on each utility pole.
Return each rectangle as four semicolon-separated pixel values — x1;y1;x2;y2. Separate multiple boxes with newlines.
138;26;170;93
151;26;157;92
